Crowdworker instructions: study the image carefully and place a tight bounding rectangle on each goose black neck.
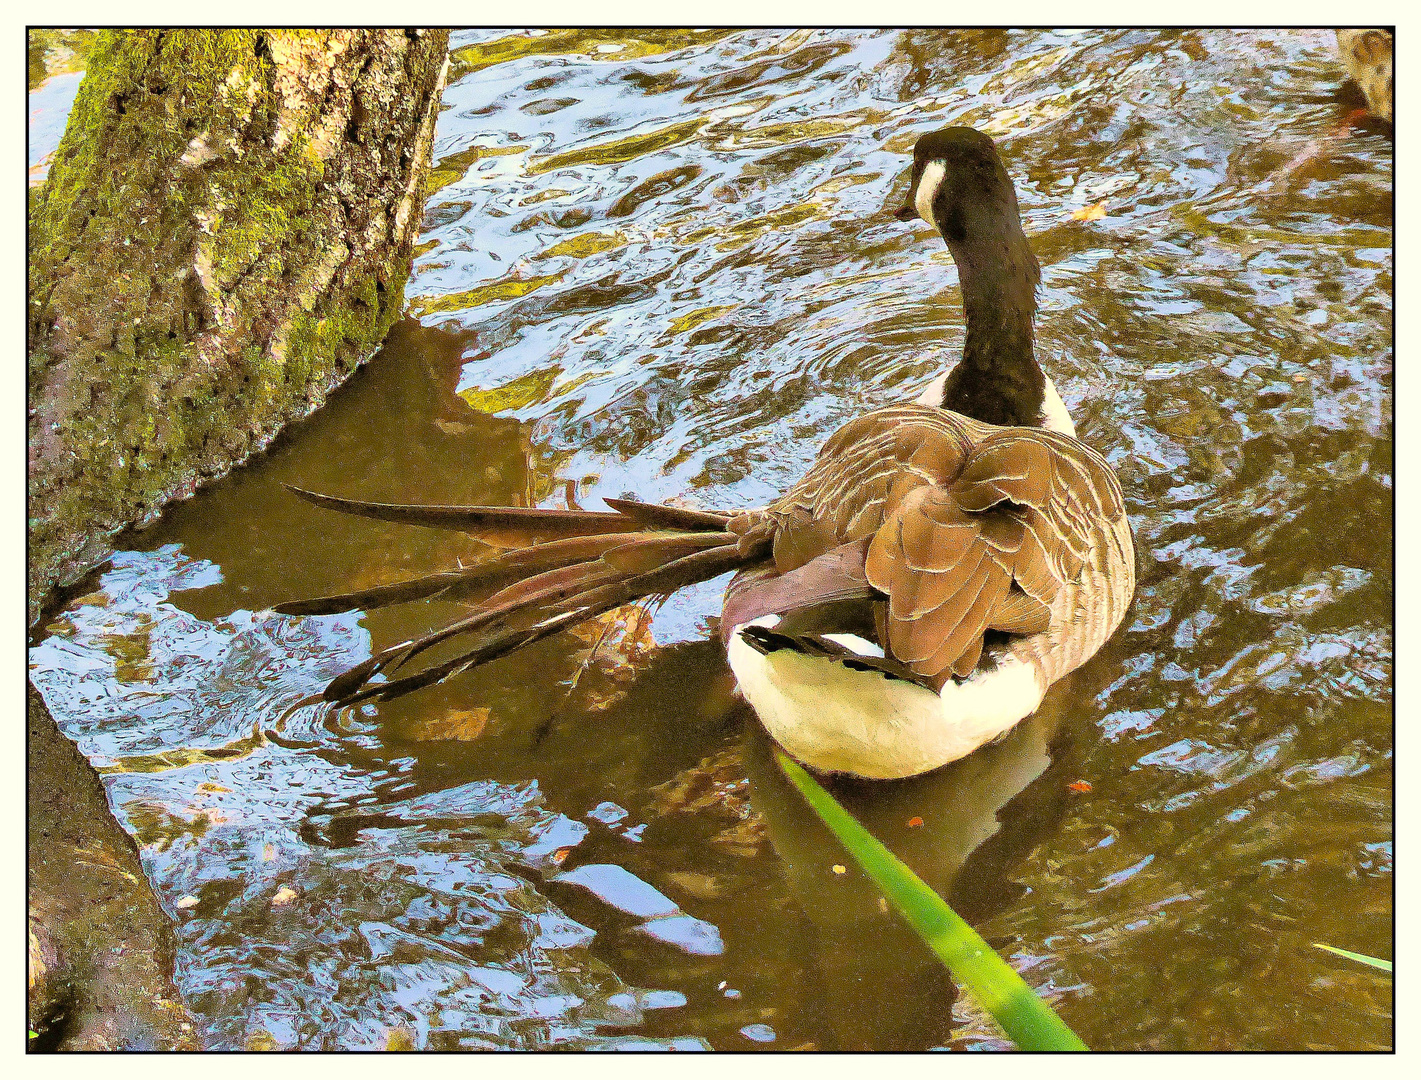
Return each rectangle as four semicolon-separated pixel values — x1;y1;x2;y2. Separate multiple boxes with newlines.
936;219;1045;429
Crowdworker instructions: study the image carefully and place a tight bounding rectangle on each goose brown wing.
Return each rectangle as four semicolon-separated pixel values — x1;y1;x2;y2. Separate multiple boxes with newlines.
767;406;979;573
862;423;1125;689
755;405;1123;691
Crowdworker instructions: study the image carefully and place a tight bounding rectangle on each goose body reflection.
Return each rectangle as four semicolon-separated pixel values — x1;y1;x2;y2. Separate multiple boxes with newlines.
740;684;1077;1048
279;126;1135;780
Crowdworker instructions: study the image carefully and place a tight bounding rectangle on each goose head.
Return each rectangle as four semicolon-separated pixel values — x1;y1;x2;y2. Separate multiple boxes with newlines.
892;126;1046;428
894;125;1039;305
895;127;1030;251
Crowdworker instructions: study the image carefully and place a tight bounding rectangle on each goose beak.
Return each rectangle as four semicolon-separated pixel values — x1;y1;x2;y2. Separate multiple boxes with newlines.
895;203;919;222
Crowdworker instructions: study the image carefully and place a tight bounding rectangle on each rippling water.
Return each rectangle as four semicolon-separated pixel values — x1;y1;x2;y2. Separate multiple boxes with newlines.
30;28;1391;1050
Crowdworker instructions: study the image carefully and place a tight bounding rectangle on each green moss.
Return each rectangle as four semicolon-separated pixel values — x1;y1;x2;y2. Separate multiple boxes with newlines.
34;264;405;552
28;29;449;618
28;29;99;90
282;264;408;392
31;29;332;309
36;32;256;244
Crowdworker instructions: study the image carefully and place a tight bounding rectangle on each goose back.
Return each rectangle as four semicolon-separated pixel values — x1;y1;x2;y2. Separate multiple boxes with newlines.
726;403;1134;692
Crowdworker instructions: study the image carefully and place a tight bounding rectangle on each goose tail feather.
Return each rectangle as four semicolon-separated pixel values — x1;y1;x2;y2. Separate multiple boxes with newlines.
276;487;768;708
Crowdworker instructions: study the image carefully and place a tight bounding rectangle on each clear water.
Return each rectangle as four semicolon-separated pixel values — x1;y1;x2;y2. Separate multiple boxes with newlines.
30;28;1391;1050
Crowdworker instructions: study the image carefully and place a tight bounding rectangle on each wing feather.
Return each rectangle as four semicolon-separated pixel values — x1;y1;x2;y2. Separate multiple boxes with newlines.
760;405;1127;686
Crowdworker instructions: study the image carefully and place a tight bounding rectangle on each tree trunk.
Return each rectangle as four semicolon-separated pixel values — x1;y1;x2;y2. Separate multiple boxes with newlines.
27;28;450;623
28;684;199;1050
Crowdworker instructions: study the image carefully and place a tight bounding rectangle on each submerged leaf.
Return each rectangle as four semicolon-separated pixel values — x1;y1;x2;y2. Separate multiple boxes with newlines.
406;707;491;742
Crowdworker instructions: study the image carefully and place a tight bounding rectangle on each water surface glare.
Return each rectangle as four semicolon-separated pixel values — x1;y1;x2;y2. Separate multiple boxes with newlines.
30;28;1391;1050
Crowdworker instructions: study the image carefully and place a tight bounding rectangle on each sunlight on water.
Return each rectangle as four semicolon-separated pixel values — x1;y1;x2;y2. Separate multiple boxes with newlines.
31;28;1390;1050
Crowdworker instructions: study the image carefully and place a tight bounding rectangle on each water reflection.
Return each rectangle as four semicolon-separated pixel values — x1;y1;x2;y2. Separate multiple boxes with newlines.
31;27;1389;1050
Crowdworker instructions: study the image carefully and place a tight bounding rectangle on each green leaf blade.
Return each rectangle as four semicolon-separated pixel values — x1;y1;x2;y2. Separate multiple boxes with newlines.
1313;943;1392;972
775;750;1088;1052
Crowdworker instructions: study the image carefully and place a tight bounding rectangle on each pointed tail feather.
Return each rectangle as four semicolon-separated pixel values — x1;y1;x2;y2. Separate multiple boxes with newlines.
278;483;767;707
274;566;491;616
601;497;730;531
319;558;628;701
322;539;765;708
273;531;722;616
284;484;727;547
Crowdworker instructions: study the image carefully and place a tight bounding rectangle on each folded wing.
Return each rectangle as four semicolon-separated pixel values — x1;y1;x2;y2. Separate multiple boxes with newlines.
762;407;1127;691
865;425;1125;689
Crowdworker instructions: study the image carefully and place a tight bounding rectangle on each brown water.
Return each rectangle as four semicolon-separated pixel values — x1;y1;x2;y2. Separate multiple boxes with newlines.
30;28;1392;1050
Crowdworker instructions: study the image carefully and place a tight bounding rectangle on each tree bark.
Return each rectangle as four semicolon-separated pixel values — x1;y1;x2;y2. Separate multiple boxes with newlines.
27;28;450;623
28;685;199;1050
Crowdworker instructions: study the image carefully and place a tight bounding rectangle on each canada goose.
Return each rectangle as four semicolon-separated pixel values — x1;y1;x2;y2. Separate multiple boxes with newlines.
1336;29;1393;124
276;126;1136;780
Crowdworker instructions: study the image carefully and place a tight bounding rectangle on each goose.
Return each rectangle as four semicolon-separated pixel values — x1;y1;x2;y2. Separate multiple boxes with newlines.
1336;29;1393;124
276;125;1136;780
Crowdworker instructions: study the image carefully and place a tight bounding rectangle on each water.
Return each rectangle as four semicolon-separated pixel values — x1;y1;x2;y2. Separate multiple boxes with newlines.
29;28;1391;1050
27;29;91;184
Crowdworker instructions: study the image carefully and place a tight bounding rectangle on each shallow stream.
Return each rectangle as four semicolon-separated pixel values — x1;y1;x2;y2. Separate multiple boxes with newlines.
30;28;1391;1049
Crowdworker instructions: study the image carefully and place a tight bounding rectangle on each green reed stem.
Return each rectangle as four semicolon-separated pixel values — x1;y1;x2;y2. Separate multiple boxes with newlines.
1313;943;1392;972
775;749;1088;1051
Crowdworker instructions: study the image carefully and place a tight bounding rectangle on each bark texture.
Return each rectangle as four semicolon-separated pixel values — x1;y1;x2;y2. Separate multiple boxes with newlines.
28;28;450;622
26;28;450;1048
28;684;199;1049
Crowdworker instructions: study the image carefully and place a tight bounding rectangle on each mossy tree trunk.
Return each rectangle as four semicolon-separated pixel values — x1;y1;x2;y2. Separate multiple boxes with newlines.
27;28;450;623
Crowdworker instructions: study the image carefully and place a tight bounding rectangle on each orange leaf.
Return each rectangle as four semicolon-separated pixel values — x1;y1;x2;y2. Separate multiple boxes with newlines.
406;707;490;742
906;816;924;828
1067;780;1093;793
1070;203;1107;222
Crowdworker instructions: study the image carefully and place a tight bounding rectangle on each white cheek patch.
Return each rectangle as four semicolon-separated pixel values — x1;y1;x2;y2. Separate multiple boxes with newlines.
914;160;945;231
1039;375;1077;438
